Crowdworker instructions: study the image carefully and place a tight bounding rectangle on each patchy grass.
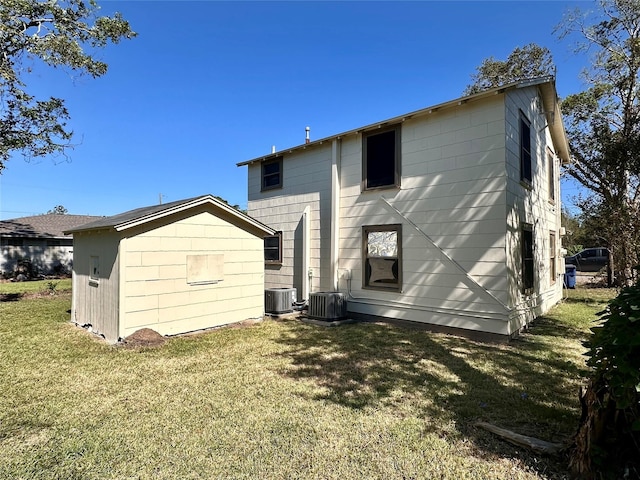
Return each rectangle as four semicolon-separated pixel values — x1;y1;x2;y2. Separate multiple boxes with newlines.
0;288;614;479
0;278;72;299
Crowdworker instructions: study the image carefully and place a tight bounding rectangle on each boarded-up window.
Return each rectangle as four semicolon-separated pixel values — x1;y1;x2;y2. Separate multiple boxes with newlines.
187;254;224;285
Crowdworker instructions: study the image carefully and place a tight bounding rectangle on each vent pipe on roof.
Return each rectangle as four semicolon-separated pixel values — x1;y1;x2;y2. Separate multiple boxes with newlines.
271;145;276;154
305;126;310;144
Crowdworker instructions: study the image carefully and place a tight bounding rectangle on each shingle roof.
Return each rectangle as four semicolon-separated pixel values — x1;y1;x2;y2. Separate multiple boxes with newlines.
64;194;275;237
0;214;104;238
66;196;201;232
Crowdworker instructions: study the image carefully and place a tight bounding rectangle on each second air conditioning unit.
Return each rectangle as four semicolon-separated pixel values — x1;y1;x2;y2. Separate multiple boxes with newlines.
308;292;347;321
264;288;296;314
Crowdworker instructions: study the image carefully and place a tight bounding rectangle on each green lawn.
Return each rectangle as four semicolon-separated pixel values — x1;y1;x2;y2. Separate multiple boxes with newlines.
0;284;615;479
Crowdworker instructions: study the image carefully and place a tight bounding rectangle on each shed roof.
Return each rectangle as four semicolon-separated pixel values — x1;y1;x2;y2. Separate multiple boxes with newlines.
0;214;103;238
64;194;275;237
237;76;571;166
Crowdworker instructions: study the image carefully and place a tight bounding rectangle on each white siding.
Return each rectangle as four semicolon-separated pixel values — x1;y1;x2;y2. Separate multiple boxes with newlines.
244;86;565;338
120;210;264;339
338;97;512;335
70;230;121;342
247;146;333;296
504;87;563;332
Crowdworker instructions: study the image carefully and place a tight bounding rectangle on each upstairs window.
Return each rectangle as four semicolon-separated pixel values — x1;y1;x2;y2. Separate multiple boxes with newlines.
363;224;402;291
548;151;556;203
261;157;283;191
363;126;401;190
520;114;532;184
264;232;283;265
522;224;534;293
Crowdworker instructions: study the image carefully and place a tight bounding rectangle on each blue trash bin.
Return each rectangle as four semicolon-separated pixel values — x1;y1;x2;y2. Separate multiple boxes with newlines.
564;264;577;289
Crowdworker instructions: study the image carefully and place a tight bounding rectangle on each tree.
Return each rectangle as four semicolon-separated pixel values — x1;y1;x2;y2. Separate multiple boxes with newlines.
463;43;555;96
557;0;640;286
0;0;136;172
47;205;68;215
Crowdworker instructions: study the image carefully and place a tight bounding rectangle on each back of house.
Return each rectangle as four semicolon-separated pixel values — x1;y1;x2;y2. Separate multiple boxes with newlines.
237;77;570;340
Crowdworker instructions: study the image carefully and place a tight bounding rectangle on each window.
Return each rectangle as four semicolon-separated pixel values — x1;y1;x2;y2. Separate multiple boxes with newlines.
550;232;556;284
520;114;532;184
187;254;224;285
264;232;283;264
363;224;401;290
522;224;534;293
90;256;99;284
548;151;556;203
363;125;401;190
3;237;23;247
261;157;283;191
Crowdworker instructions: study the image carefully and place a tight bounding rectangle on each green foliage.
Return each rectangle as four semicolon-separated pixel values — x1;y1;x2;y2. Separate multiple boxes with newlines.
463;43;555;96
557;0;640;285
587;284;640;410
0;0;136;171
45;281;58;295
47;205;68;215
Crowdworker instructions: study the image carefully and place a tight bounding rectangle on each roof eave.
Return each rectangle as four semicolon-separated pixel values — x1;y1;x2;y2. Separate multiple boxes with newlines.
236;76;561;167
65;195;275;237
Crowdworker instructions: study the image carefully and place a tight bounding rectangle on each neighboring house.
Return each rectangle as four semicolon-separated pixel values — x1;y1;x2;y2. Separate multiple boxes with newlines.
64;195;274;343
0;214;102;277
237;76;571;341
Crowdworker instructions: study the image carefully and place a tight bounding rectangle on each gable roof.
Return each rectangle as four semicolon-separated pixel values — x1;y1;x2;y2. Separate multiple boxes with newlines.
64;194;275;237
0;214;103;238
237;76;571;167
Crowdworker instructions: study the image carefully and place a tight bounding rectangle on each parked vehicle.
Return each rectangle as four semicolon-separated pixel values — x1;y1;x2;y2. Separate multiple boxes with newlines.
564;247;610;272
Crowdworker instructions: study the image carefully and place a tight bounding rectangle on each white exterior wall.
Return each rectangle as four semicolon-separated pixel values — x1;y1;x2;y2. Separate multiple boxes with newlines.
504;87;563;332
247;147;333;297
338;96;513;335
244;85;565;338
120;211;265;340
70;230;121;342
1;239;74;276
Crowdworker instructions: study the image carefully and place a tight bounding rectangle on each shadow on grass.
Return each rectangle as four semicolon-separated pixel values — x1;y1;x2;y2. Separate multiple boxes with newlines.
273;317;586;477
0;293;23;302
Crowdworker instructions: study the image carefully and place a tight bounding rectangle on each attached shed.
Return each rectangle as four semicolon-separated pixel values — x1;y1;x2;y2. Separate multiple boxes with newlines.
64;195;275;343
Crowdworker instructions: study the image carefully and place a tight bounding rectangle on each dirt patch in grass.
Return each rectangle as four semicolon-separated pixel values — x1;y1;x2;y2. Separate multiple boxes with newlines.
120;328;166;349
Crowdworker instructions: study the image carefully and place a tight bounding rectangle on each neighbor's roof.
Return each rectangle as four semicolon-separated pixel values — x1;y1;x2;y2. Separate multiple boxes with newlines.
237;76;571;166
64;194;275;237
0;214;103;238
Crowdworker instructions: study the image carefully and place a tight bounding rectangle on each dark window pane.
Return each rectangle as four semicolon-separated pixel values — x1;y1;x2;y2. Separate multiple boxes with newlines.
520;118;532;182
263;173;280;187
522;227;534;291
263;163;280;175
366;129;396;188
262;158;283;190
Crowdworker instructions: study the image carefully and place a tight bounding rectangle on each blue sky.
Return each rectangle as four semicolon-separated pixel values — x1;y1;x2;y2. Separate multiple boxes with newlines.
0;0;593;220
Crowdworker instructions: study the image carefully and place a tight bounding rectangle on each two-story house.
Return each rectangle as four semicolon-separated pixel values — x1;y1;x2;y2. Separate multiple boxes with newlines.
237;77;570;341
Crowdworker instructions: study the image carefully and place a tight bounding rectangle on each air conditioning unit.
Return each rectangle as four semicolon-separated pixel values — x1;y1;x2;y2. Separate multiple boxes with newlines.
264;288;296;314
309;292;347;321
